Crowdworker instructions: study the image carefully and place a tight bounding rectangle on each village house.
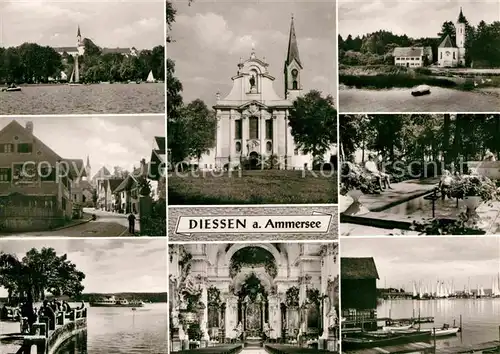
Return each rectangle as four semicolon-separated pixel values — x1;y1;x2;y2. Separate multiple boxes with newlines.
341;257;380;331
0;120;82;231
393;47;433;67
114;159;149;214
97;178;124;212
149;136;166;200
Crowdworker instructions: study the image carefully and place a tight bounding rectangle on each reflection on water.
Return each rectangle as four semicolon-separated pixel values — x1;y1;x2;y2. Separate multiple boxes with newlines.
52;303;167;354
54;331;88;354
0;84;165;114
379;298;500;349
382;195;463;219
339;87;499;112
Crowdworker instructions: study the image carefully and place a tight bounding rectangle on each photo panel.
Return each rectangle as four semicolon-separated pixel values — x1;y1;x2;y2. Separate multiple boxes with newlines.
340;237;500;353
168;206;338;242
0;115;166;237
338;0;500;113
0;1;165;115
169;241;339;353
339;113;500;236
167;0;338;205
0;238;168;353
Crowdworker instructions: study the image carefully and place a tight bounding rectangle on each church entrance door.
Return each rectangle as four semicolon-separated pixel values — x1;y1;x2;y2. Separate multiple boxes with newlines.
249;151;259;170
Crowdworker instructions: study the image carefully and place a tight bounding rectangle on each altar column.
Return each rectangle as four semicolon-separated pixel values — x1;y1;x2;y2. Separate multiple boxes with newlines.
199;277;210;347
259;112;265;157
225;295;238;341
268;295;281;339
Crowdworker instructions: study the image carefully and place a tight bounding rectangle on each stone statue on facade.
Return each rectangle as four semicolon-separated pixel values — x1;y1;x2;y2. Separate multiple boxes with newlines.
249;75;256;88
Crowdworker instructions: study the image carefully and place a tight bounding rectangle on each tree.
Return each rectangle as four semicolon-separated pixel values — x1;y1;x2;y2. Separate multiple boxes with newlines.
184;99;217;162
92;189;98;206
288;90;337;160
0;248;85;307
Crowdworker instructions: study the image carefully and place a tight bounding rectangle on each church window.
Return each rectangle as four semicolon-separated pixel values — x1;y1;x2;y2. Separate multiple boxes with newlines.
265;119;273;140
453;52;456;59
249;117;259;140
440;52;443;59
235;142;241;153
294;148;299;156
266;141;272;152
235;120;242;140
293;80;298;90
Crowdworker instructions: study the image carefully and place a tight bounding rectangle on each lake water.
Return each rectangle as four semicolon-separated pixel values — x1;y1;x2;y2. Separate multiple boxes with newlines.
0;84;165;115
0;302;167;354
378;299;500;349
339;87;499;112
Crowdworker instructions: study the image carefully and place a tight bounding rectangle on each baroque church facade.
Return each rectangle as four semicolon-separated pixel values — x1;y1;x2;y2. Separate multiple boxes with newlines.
438;8;467;67
195;17;336;171
169;242;339;352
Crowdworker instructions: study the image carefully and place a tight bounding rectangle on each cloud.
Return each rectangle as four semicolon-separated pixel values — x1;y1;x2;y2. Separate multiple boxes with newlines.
1;1;164;48
0;115;164;174
342;238;500;290
0;239;166;296
169;2;336;106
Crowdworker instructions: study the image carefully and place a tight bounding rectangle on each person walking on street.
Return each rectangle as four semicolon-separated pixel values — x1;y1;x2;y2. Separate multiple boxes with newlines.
128;213;136;234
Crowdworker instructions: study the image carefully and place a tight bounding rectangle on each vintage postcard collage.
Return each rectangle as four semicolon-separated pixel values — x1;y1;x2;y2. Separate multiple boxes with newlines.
0;0;499;354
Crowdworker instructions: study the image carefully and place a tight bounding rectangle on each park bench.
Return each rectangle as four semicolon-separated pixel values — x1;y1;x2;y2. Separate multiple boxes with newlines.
265;343;331;354
174;343;243;354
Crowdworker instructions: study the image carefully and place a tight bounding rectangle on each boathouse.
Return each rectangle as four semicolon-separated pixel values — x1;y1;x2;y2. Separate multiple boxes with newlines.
341;257;379;331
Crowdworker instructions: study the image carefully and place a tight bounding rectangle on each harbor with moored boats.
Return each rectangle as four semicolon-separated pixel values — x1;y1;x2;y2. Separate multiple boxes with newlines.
341;239;500;354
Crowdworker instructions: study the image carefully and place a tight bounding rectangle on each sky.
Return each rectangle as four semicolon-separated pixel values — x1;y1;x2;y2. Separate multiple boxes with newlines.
168;0;337;107
0;116;164;177
339;0;500;38
342;237;500;291
0;239;166;296
0;0;165;49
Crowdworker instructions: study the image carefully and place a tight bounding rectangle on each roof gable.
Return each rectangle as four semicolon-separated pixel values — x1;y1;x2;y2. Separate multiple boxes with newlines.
393;47;424;57
439;35;456;48
341;257;379;280
92;166;112;180
0;120;64;166
238;100;269;110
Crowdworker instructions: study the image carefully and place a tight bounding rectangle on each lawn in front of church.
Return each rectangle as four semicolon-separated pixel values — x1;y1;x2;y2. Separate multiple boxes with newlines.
168;169;337;205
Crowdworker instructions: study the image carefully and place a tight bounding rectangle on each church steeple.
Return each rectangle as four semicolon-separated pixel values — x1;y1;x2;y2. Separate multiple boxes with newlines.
284;14;303;100
457;7;466;24
85;155;91;180
77;25;81;38
285;15;302;68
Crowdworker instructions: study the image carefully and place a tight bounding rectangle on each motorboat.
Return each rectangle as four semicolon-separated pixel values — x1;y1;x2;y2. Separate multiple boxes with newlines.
434;324;460;337
1;87;21;92
382;322;414;332
342;331;432;350
89;295;144;307
411;84;431;96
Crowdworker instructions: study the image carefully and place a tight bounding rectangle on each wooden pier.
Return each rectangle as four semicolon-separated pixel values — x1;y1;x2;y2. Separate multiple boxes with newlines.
378;317;435;324
435;341;500;354
345;342;435;353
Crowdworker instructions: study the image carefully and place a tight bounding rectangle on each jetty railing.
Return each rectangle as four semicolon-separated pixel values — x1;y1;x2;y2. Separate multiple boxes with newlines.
18;307;87;354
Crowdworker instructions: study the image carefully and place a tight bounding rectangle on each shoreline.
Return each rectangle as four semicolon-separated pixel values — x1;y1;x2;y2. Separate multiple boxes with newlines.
339;65;500;92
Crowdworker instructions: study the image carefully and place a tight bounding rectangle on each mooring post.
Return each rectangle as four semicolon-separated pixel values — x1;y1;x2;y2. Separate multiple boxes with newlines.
418;308;421;331
433;327;436;353
460;314;462;332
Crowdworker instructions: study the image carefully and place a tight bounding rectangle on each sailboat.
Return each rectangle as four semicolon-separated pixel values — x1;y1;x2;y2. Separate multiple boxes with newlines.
68;55;82;86
146;70;156;83
492;274;500;298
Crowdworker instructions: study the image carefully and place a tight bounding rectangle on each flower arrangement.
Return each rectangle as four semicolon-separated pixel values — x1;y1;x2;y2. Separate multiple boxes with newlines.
449;175;499;202
340;162;379;195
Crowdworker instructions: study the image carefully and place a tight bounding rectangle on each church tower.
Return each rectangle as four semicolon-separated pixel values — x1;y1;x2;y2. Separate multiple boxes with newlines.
284;15;303;101
77;25;85;56
456;7;466;66
85;155;91;182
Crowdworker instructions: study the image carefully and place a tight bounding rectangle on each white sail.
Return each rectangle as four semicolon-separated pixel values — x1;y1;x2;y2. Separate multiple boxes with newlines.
69;68;74;83
412;282;417;297
146;70;155;83
75;55;80;83
480;286;485;297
